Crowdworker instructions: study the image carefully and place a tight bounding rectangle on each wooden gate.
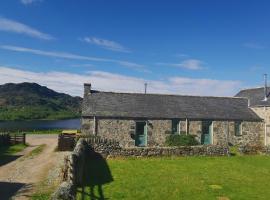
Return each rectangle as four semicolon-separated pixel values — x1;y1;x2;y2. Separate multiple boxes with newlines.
9;133;26;145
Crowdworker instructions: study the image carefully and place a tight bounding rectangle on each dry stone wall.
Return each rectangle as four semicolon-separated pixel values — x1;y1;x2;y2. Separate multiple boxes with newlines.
85;137;229;157
52;139;88;200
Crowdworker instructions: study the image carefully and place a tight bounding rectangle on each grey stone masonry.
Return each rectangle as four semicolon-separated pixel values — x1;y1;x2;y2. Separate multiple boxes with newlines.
213;121;265;146
84;138;229;157
82;117;265;147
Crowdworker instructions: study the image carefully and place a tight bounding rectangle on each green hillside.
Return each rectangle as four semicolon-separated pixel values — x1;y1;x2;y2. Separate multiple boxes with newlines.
0;82;82;120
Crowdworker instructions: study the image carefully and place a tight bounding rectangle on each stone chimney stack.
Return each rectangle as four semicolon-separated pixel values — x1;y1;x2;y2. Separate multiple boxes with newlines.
84;83;91;96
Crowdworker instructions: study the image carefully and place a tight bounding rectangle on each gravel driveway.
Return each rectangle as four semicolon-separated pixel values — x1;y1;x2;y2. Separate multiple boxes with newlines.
0;134;67;200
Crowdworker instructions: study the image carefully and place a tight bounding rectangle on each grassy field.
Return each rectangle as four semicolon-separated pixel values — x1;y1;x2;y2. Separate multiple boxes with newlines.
9;129;63;134
77;156;270;200
0;143;27;156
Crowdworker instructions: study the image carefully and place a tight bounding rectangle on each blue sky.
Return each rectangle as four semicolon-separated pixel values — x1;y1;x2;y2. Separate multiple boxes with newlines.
0;0;269;96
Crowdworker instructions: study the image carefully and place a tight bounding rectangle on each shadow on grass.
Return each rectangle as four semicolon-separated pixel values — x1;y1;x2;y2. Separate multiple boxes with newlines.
77;147;113;200
0;146;22;166
0;181;26;200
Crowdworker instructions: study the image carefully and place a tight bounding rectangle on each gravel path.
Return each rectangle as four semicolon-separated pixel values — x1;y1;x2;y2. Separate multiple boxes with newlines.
0;134;67;200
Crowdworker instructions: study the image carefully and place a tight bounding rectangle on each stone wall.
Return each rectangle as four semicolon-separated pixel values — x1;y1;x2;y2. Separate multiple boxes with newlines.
251;106;270;145
236;121;264;146
252;107;270;124
52;138;88;200
82;117;265;147
81;118;95;135
179;120;187;133
82;118;172;147
97;119;134;147
213;121;228;146
147;120;171;146
188;121;202;142
213;121;265;146
84;138;229;157
238;144;270;155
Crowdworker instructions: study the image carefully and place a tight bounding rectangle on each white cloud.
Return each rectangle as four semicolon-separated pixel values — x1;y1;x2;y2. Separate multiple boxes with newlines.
177;59;203;70
117;61;151;73
0;45;148;72
20;0;42;5
82;37;130;53
0;17;53;40
157;59;204;70
0;66;242;97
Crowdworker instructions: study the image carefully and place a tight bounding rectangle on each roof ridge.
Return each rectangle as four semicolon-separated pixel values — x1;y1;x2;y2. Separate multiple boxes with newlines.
239;86;270;91
92;90;248;100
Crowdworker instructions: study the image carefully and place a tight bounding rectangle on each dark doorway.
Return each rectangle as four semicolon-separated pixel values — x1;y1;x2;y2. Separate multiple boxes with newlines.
201;121;212;145
135;121;147;147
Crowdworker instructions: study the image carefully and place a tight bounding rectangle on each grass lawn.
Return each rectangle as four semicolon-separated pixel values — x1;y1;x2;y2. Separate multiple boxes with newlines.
0;143;27;156
10;129;63;134
77;156;270;200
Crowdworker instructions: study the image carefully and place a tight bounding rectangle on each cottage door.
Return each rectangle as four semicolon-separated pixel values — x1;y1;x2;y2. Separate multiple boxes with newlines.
201;121;212;145
135;121;147;147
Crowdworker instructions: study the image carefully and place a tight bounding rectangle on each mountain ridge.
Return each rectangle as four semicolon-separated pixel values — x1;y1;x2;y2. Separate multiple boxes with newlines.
0;82;82;120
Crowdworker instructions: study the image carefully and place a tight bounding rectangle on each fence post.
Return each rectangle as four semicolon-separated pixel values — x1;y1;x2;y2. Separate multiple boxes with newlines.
23;133;26;145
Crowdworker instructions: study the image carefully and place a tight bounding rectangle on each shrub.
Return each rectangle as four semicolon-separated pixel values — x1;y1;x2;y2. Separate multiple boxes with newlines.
165;134;199;146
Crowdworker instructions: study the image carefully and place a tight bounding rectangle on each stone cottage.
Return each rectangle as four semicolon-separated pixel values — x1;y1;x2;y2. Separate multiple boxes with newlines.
236;86;270;145
82;83;265;147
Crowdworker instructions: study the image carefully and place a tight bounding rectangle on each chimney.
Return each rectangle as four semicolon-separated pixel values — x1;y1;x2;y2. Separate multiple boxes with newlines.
264;74;268;101
84;83;91;96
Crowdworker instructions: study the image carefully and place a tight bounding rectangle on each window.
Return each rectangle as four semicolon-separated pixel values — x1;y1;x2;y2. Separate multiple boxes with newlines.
235;121;242;136
172;119;180;134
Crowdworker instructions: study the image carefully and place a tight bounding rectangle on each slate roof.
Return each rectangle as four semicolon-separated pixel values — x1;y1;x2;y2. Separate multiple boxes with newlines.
235;87;270;107
82;90;261;121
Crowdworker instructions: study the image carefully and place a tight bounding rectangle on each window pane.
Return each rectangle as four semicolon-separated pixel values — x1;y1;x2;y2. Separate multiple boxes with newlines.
235;121;241;136
172;119;179;134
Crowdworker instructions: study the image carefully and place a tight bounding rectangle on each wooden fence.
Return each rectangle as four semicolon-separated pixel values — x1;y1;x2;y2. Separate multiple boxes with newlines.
58;133;76;151
0;133;10;146
0;133;26;146
9;133;26;145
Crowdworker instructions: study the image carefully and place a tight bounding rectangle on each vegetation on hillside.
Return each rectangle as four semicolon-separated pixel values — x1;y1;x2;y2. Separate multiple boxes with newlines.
0;82;82;120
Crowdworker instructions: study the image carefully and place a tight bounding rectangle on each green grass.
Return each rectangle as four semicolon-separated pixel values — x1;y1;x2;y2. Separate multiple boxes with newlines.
31;192;52;200
0;143;27;156
25;144;46;158
77;156;270;200
9;129;63;135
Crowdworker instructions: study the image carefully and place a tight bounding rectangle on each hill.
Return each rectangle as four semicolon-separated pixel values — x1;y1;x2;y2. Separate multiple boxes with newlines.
0;82;82;120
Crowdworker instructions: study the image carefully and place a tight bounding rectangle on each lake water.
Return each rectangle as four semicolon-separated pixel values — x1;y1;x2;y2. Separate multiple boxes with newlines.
0;118;81;131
